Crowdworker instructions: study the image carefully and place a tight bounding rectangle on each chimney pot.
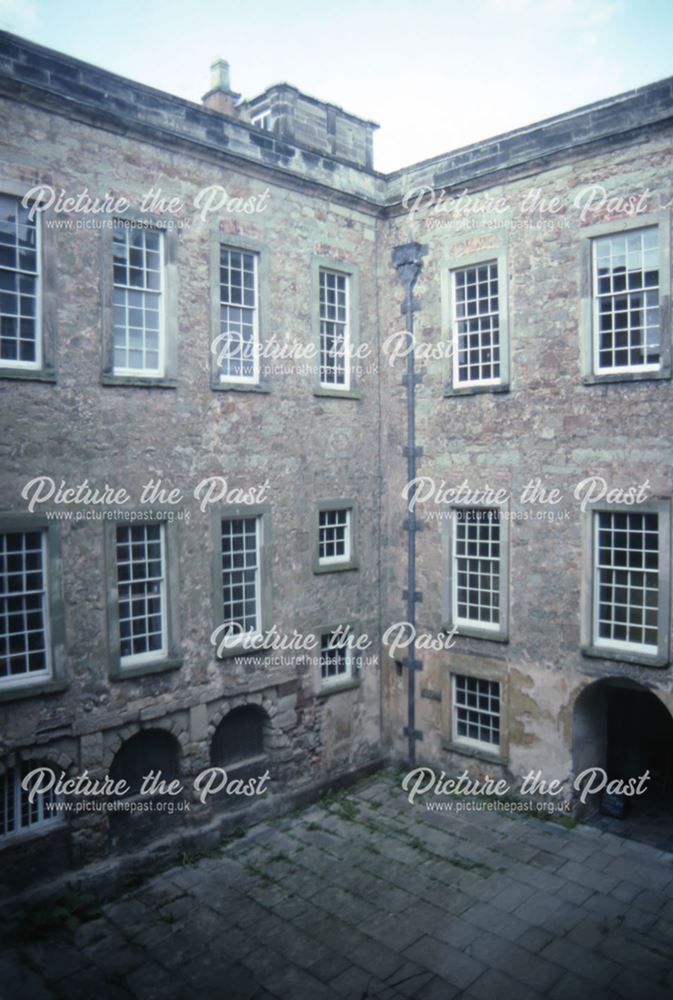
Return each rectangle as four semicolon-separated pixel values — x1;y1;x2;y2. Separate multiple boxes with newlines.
202;57;241;117
210;58;231;92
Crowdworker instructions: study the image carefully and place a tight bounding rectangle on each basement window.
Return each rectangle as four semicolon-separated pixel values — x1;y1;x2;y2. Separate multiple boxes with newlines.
452;674;501;752
0;761;62;841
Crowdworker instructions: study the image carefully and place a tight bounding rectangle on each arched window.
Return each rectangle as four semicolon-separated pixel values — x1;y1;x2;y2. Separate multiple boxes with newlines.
0;760;62;841
211;706;268;767
110;729;180;796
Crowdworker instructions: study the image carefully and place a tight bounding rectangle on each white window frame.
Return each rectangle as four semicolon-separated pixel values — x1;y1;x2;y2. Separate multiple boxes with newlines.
451;259;501;389
452;674;501;753
451;508;502;635
0;194;42;371
217;247;260;385
591;226;661;377
319;629;353;688
318;508;351;567
582;500;670;667
319;267;351;391
112;223;165;379
251;109;272;131
0;761;62;842
220;515;262;642
116;523;168;669
592;509;659;656
0;529;51;690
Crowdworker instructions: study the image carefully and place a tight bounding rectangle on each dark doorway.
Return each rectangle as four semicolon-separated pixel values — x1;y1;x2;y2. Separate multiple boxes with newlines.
573;679;673;849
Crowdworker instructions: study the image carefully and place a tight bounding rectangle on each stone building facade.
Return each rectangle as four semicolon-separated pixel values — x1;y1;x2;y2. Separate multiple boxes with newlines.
0;29;672;897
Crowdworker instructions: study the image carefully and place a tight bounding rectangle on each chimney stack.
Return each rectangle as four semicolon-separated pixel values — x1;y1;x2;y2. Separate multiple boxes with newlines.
202;58;241;117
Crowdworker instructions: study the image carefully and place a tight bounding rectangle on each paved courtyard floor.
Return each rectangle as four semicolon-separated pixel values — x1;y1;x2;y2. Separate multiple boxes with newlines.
2;769;673;1000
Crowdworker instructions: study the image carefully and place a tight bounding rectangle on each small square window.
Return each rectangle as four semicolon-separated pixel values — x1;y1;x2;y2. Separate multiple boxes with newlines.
452;674;501;751
320;629;353;687
314;502;358;574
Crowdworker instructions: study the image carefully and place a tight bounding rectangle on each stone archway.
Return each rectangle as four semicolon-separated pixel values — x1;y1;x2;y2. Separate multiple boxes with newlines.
572;678;673;829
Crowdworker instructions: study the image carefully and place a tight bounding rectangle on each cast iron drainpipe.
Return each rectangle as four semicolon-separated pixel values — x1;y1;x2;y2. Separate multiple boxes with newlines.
392;242;427;767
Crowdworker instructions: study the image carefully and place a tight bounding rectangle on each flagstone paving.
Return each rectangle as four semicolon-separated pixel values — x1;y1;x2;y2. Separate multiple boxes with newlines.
2;770;673;999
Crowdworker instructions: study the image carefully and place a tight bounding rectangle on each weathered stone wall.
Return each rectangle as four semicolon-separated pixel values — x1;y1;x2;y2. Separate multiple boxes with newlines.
2;30;673;891
0;91;384;877
380;126;673;788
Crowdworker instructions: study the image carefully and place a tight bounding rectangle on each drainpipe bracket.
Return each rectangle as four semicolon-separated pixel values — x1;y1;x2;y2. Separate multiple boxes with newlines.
402;445;423;457
402;658;423;672
401;373;424;387
402;589;423;602
402;518;424;532
403;727;424;741
400;296;422;315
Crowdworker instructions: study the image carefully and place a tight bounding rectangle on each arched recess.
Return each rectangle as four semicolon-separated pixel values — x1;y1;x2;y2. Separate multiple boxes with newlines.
572;677;673;816
110;727;181;796
108;728;183;850
210;704;271;769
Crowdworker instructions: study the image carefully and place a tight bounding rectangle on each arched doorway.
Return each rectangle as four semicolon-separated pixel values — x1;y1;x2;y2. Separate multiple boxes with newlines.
572;678;673;845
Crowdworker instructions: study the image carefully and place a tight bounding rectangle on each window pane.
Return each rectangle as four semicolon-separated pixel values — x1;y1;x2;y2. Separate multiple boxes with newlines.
454;675;500;748
218;249;258;380
593;229;660;372
319;269;349;387
595;510;659;650
0;531;49;683
112;224;164;374
454;509;501;626
0;195;38;366
116;524;166;661
453;261;500;385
